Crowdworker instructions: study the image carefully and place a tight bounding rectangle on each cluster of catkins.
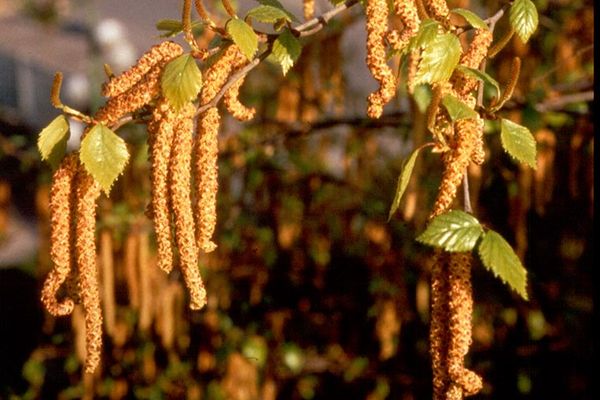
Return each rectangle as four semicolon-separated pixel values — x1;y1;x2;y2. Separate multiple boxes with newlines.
41;40;254;374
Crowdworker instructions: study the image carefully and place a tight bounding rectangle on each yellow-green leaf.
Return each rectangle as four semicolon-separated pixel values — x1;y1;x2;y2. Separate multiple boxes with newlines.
246;5;292;23
161;53;203;110
416;210;483;252
79;124;129;195
510;0;538;43
408;19;440;53
478;230;528;300
456;65;500;98
413;32;461;86
156;19;204;38
226;18;258;61
258;0;298;21
451;8;488;30
500;118;537;169
37;115;70;169
271;29;301;76
388;147;422;221
442;94;478;121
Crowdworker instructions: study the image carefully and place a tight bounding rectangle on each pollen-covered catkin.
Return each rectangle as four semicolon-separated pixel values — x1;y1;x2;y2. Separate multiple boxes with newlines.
387;0;421;52
170;102;207;310
430;117;484;218
366;0;397;119
452;29;493;98
223;54;256;121
74;166;103;374
423;0;449;21
303;0;315;20
102;41;183;97
430;250;450;399
200;45;239;106
41;153;79;316
147;98;178;273
194;107;220;253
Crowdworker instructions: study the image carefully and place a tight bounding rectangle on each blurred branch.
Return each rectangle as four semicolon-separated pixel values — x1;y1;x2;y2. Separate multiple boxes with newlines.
534;90;594;112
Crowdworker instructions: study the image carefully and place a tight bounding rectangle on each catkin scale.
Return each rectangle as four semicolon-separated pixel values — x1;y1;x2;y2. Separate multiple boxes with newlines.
41;153;79;316
170;103;207;310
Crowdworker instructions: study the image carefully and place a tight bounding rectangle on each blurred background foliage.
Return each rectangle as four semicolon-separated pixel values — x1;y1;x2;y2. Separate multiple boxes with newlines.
0;0;594;399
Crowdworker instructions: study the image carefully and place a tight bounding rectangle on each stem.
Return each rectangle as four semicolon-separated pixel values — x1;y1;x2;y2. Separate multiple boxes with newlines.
221;0;237;18
293;0;359;36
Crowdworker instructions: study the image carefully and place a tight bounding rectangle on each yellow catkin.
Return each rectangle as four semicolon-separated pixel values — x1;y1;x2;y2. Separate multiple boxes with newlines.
430;117;483;218
365;0;397;119
200;45;239;106
223;53;256;121
74;165;103;374
452;29;493;98
430;250;450;399
303;0;315;20
123;231;140;309
194;107;220;254
147;97;178;273
170;103;207;310
41;153;79;316
446;253;482;397
102;41;183;97
100;229;116;338
387;0;421;52
423;0;449;21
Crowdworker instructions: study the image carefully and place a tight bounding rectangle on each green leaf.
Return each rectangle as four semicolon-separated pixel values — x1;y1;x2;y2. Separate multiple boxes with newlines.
161;53;203;110
408;19;440;52
416;210;483;252
478;230;528;300
388;147;422;221
226;18;259;61
500;118;537;168
413;32;461;85
246;5;292;23
456;65;500;98
37;115;70;169
257;0;298;21
441;94;478;121
509;0;538;43
79;124;129;195
156;19;204;38
451;9;488;30
271;29;301;76
412;84;432;113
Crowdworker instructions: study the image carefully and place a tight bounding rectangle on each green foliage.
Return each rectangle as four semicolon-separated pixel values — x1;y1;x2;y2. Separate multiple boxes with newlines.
510;0;539;43
387;147;422;221
37;115;70;169
478;230;529;300
500;118;537;169
79;124;129;195
413;32;462;86
441;94;479;121
246;5;293;23
257;0;299;21
451;8;488;30
408;19;440;53
456;65;500;98
417;210;483;252
161;53;203;110
271;29;302;76
226;18;259;61
155;19;204;38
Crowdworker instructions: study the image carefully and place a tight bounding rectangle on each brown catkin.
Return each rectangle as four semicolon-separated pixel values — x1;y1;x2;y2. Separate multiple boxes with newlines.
223;53;256;121
200;45;239;106
423;0;449;21
170;103;207;310
430;250;450;399
41;153;79;316
388;0;421;52
194;107;220;253
147;98;178;273
102;41;183;97
430;117;483;218
74;166;103;374
365;0;397;119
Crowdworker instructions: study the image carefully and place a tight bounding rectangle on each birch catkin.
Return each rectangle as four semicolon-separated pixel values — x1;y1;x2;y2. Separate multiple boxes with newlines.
170;102;207;309
41;153;79;316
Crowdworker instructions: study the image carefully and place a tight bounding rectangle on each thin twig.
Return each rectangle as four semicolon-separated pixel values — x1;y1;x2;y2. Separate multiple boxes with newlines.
292;0;359;36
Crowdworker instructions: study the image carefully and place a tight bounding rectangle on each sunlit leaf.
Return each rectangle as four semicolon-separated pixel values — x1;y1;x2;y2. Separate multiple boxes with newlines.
442;94;478;121
226;18;259;61
161;53;203;110
510;0;538;43
79;124;129;195
456;65;500;98
478;230;529;300
416;210;483;252
271;28;301;76
257;0;298;21
413;32;461;85
451;8;488;30
408;19;440;52
37;115;70;169
246;5;292;23
500;118;537;168
388;147;422;221
155;19;204;38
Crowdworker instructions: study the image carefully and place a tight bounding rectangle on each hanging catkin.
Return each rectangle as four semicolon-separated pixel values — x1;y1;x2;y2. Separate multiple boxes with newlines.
451;29;493;99
41;153;79;316
147;97;178;273
387;0;421;53
430;250;450;399
365;0;396;118
170;102;207;309
223;52;256;121
423;0;449;21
